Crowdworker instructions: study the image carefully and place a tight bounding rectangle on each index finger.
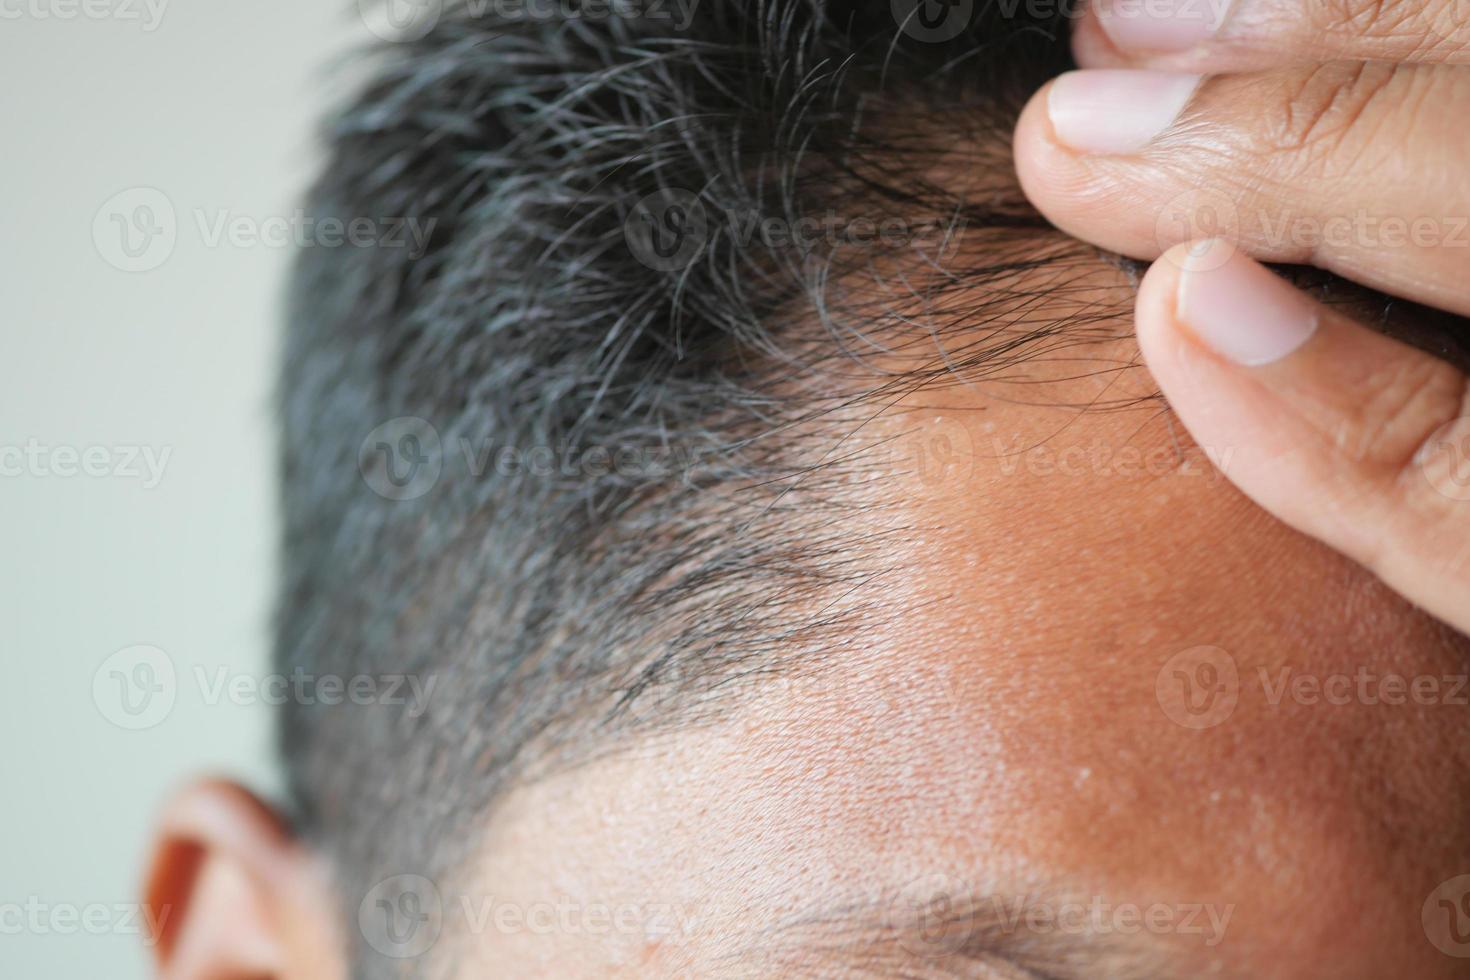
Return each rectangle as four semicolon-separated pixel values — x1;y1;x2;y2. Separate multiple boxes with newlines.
1135;239;1470;634
1072;0;1470;72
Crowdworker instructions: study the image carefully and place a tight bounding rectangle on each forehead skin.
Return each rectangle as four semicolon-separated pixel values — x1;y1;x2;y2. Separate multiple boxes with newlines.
447;263;1470;979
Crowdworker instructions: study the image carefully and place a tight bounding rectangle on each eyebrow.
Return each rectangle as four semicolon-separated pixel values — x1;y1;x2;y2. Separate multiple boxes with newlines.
734;886;1189;980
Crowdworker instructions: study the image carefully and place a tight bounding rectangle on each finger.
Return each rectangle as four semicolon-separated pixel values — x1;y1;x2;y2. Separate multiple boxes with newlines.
1013;63;1470;316
1072;0;1470;72
1137;239;1470;633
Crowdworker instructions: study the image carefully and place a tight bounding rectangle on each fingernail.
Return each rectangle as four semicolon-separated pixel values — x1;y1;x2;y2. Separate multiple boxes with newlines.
1096;0;1233;53
1175;240;1319;366
1046;70;1201;155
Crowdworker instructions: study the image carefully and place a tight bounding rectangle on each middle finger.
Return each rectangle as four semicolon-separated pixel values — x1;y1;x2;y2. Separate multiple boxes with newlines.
1072;0;1470;72
1012;62;1470;315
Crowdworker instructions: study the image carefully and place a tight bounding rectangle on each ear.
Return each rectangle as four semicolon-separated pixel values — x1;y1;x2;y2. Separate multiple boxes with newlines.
143;779;345;980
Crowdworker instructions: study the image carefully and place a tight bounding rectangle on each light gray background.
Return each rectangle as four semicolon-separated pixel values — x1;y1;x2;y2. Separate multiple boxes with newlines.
0;4;376;976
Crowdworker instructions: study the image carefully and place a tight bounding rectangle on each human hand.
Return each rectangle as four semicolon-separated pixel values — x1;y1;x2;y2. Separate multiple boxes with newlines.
1012;1;1470;631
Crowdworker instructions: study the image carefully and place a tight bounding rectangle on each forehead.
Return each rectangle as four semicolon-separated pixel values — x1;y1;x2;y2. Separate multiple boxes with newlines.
457;307;1470;979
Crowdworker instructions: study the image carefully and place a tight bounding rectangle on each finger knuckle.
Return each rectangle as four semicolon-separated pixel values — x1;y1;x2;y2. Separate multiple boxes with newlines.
1313;0;1422;40
1351;362;1469;579
1399;379;1470;509
1311;0;1470;56
1261;63;1400;168
1350;354;1469;479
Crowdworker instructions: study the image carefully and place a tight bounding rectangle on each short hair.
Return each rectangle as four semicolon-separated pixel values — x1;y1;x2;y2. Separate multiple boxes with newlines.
276;0;1116;971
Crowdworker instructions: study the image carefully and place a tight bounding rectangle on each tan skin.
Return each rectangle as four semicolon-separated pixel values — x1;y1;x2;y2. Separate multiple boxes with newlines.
147;3;1470;976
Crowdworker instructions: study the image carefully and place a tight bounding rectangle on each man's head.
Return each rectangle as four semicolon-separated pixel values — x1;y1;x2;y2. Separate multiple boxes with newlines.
145;2;1470;977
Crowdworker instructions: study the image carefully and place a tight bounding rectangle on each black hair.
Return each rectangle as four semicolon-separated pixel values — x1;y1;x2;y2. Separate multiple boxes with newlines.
277;0;1111;972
